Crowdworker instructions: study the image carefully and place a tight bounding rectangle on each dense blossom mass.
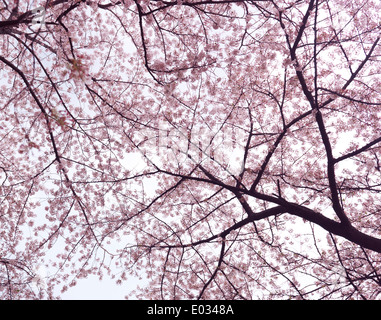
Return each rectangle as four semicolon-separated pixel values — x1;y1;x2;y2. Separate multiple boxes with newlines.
0;0;380;299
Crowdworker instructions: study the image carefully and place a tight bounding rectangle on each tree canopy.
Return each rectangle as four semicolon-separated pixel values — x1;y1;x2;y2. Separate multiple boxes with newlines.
0;0;380;299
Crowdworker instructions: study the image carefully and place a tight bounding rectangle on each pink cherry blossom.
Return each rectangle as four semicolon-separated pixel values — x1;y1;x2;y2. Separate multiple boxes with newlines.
0;0;380;300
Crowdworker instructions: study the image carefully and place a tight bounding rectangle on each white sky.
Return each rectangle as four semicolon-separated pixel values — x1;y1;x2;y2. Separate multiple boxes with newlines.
61;274;140;299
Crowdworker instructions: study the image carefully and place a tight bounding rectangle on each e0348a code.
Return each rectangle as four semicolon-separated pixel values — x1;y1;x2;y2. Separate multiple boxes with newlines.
191;304;234;315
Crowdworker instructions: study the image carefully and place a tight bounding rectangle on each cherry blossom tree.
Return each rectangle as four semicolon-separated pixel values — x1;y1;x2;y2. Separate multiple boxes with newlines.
0;0;380;300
